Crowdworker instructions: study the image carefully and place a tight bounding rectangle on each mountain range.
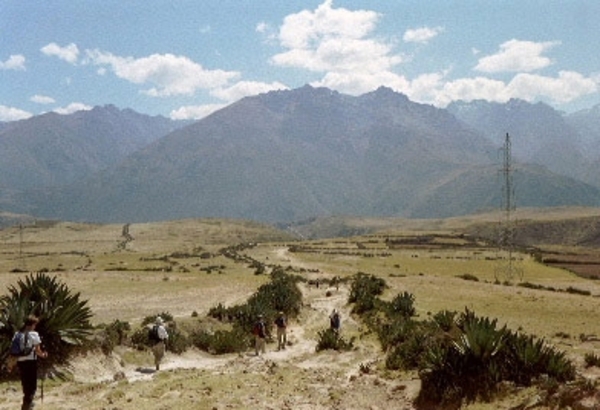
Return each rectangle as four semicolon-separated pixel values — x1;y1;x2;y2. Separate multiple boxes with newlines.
1;85;600;225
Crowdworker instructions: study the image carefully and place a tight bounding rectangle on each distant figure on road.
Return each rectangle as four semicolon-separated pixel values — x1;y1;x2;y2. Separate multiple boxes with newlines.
274;311;287;350
150;316;168;371
253;314;267;356
329;309;341;334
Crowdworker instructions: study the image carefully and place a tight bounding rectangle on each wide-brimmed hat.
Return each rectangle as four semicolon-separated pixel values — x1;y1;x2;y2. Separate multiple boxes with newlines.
155;316;164;325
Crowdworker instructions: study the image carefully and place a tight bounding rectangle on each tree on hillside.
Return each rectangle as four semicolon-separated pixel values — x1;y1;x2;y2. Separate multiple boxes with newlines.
0;272;93;375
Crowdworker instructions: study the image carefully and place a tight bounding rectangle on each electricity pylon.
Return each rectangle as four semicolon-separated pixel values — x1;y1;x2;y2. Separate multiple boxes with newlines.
495;133;523;282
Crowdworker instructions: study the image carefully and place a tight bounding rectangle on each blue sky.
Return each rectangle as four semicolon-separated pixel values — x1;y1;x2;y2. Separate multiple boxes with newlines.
2;0;599;121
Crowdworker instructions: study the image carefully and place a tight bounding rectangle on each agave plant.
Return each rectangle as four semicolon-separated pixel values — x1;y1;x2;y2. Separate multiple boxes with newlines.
387;291;416;319
454;312;505;361
0;272;93;371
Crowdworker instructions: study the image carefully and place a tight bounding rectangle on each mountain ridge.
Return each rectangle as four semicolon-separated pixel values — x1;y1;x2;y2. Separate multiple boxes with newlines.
3;87;600;224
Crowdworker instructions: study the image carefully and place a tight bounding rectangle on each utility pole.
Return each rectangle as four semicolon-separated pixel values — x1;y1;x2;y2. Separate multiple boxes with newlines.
19;223;24;269
495;133;522;282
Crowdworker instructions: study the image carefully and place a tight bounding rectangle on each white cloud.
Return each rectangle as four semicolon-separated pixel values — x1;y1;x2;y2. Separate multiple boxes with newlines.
256;22;269;34
406;70;597;108
475;39;559;73
271;0;402;96
86;50;240;97
405;72;447;103
434;76;510;106
170;104;226;120
41;42;80;64
0;54;26;71
53;102;93;115
403;26;443;44
507;70;597;103
210;80;288;102
30;95;56;105
0;105;32;121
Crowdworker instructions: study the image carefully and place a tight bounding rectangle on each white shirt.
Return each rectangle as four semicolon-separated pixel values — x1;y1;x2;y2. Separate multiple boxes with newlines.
16;330;42;361
156;325;168;341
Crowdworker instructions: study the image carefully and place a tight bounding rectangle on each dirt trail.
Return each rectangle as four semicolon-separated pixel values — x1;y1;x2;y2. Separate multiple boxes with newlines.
0;246;419;409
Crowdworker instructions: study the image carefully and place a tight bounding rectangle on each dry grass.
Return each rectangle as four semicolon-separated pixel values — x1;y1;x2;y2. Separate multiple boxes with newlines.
1;216;600;409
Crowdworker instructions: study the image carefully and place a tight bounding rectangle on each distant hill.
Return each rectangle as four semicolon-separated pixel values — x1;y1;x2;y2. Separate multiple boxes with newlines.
0;105;184;191
10;86;600;224
447;99;598;187
566;103;600;159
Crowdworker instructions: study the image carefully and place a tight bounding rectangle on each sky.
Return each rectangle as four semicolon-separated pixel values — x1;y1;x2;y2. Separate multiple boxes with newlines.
2;0;600;122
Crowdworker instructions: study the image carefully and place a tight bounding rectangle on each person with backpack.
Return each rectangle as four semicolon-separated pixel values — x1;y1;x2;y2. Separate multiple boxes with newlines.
253;314;267;356
274;311;287;351
13;315;47;410
329;309;341;335
149;316;168;371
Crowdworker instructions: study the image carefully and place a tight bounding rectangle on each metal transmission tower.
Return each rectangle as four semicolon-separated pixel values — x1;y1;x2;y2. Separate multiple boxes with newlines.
495;133;523;282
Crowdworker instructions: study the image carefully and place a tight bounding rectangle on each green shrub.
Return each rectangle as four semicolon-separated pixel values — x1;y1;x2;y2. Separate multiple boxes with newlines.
456;273;479;282
387;292;416;319
417;309;576;407
377;317;419;351
565;286;591;296
348;272;386;315
315;328;354;352
191;326;250;355
519;282;545;290
100;319;131;354
432;310;457;332
165;326;190;354
584;352;600;368
190;329;213;351
348;272;386;304
207;268;303;334
385;329;429;370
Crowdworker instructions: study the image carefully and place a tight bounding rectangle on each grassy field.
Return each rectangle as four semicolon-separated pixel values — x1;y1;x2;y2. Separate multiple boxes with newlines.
1;214;600;409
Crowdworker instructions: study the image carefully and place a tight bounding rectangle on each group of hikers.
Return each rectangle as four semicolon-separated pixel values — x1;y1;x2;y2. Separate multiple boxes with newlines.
8;309;341;409
252;308;341;356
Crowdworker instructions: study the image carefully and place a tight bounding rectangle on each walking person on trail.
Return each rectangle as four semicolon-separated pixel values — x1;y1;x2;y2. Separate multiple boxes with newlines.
253;314;267;356
150;316;168;371
274;311;287;351
13;315;48;410
329;309;341;334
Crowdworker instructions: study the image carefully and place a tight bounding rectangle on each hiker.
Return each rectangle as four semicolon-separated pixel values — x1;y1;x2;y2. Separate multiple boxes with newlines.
329;309;341;334
253;314;267;356
150;316;169;371
332;276;339;291
274;311;287;350
16;315;48;410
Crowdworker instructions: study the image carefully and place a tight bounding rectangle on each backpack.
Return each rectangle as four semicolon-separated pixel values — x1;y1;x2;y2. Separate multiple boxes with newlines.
253;321;265;337
330;313;340;329
275;316;286;328
10;331;34;357
148;325;161;342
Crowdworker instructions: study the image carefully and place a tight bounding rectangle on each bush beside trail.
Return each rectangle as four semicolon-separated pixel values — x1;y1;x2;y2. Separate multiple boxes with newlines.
344;272;578;408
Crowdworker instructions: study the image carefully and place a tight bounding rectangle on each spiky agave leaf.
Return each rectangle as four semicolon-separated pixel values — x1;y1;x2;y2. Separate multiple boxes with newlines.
0;272;93;369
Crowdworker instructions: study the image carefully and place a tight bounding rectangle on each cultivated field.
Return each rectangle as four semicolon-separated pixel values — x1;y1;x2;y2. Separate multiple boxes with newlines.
1;214;600;409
